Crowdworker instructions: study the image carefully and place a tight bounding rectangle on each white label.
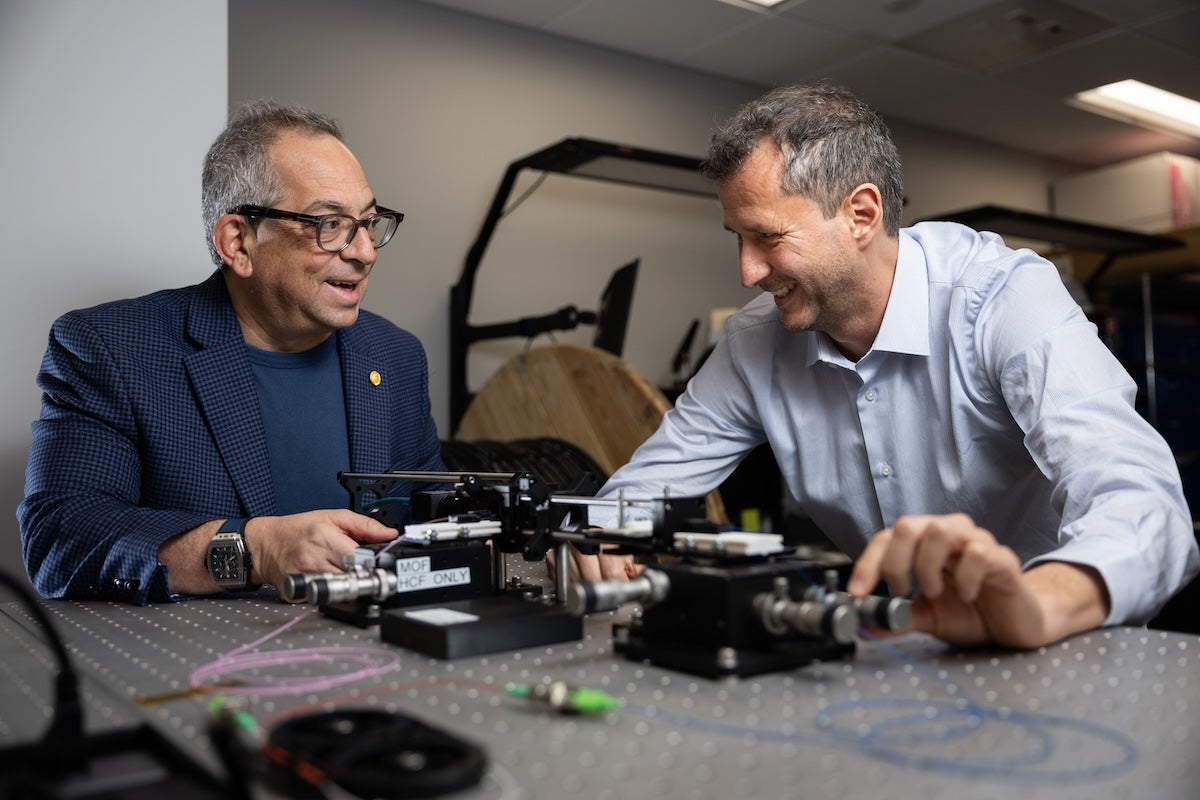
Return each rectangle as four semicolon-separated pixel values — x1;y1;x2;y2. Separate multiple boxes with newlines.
393;565;472;594
395;556;432;575
404;607;480;626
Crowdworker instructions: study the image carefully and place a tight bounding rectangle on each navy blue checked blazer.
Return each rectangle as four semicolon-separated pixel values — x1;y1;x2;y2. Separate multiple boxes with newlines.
19;271;445;603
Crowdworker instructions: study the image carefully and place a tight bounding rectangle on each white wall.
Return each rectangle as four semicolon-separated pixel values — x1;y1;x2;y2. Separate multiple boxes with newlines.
230;0;1064;439
230;0;759;433
0;0;227;583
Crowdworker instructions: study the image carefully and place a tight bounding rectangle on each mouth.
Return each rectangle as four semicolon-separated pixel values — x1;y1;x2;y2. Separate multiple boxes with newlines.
768;284;794;299
325;278;364;301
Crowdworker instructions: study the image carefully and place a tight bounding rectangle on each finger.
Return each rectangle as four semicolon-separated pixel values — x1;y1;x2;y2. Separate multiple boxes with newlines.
624;558;644;580
906;595;937;636
572;547;604;584
848;528;892;597
877;517;927;597
325;536;360;571
932;520;998;602
326;551;351;571
910;519;961;599
547;548;589;583
951;540;1020;604
597;550;634;581
336;510;397;542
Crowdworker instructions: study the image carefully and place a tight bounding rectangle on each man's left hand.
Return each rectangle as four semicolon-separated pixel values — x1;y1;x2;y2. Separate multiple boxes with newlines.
847;513;1109;649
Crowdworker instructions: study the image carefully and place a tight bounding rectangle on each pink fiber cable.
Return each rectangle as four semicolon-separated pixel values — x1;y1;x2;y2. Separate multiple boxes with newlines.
189;606;401;698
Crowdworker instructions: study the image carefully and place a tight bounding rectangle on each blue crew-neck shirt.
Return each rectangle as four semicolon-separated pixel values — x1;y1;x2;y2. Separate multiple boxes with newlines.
246;335;351;514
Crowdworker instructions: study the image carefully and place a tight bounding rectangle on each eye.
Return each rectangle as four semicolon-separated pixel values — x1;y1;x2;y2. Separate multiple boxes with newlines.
319;217;345;234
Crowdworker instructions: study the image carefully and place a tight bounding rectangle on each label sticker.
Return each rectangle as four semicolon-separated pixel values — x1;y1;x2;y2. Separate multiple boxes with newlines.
395;556;432;575
404;608;480;626
393;565;472;594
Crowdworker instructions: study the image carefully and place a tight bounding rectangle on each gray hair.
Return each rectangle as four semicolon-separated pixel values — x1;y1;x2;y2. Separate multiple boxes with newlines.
201;100;343;266
702;83;904;237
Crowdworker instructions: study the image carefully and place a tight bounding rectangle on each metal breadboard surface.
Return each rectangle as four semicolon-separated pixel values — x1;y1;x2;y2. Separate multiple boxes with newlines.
2;562;1198;800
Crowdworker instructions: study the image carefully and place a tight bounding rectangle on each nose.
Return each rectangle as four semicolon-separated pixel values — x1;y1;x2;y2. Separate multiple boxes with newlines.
739;244;770;289
341;222;377;265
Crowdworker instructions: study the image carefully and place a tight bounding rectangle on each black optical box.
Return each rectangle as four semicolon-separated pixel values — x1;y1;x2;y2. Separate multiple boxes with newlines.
380;594;583;659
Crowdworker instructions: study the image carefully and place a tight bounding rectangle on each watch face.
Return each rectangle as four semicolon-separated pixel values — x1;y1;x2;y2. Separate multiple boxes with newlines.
208;545;243;581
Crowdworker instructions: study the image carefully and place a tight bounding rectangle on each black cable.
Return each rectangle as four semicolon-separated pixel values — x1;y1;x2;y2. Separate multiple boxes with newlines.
0;572;86;779
441;437;606;492
0;573;236;800
264;709;486;799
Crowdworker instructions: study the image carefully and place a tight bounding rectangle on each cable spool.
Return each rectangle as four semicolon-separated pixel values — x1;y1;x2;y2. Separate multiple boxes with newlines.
455;344;727;521
265;709;486;799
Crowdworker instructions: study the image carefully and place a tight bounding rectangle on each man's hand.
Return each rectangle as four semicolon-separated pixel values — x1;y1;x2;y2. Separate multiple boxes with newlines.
545;544;641;584
160;509;397;597
246;510;397;593
847;514;1110;649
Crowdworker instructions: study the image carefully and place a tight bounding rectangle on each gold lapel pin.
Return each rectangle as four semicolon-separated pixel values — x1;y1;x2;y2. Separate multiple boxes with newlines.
369;370;382;386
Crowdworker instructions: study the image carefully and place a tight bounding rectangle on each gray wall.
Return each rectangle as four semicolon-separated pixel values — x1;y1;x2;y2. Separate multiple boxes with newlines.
0;0;227;584
230;0;1064;439
1;0;1064;584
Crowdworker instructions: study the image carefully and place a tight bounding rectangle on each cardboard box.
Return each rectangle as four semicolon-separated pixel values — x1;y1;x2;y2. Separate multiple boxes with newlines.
1052;152;1200;233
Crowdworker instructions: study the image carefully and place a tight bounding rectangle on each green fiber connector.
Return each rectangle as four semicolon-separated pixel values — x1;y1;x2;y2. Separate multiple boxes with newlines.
505;681;621;714
564;687;622;714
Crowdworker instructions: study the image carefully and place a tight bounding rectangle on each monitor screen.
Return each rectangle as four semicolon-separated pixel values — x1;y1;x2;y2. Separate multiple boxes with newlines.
592;259;639;357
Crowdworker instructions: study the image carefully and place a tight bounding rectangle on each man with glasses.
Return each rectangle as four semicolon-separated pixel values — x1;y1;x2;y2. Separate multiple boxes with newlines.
19;101;444;603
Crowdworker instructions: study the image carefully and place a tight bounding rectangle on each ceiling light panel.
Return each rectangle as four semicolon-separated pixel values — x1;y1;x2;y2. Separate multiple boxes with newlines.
1072;79;1200;139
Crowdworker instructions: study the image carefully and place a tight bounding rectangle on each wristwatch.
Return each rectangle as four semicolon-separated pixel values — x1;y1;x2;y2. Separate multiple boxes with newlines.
206;518;259;591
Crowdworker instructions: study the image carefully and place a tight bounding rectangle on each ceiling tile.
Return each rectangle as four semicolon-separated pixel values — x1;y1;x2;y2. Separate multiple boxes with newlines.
906;78;1123;149
1056;0;1200;26
680;13;869;86
997;29;1200;99
412;0;583;28
1129;4;1200;56
809;46;977;112
779;0;997;42
544;0;754;61
897;0;1115;72
409;0;1200;164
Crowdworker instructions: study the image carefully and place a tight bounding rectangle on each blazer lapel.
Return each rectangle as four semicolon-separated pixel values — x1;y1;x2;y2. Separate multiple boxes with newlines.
339;325;392;473
183;273;275;515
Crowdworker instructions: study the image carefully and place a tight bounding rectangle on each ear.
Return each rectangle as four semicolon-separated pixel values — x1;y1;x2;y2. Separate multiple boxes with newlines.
212;213;256;277
844;183;884;246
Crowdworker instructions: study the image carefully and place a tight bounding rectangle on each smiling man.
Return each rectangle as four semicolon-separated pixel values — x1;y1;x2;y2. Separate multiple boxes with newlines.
577;83;1198;650
19;101;444;603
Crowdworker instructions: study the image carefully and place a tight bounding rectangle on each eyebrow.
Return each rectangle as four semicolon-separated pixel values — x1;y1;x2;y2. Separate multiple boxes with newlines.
302;198;379;216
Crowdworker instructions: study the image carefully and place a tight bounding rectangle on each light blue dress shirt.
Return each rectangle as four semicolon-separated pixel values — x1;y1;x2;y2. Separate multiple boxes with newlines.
594;221;1197;625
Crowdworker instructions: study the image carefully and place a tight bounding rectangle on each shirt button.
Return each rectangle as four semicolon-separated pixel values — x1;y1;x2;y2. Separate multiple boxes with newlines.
865;388;878;402
880;462;893;477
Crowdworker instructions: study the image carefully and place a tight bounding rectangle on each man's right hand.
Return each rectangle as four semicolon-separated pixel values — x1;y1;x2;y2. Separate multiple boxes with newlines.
245;510;397;593
159;509;397;597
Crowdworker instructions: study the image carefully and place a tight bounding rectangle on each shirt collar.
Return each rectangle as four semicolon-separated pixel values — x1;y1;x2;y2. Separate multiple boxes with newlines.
809;230;930;366
871;230;931;357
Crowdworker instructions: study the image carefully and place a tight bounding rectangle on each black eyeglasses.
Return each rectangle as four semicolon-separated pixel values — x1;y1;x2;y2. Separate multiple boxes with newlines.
231;204;404;252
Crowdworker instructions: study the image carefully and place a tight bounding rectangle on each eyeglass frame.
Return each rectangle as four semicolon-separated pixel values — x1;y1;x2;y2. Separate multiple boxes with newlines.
230;204;404;253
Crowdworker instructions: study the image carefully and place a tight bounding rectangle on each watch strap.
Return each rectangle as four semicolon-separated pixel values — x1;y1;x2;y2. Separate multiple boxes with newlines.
209;517;260;591
218;517;250;536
